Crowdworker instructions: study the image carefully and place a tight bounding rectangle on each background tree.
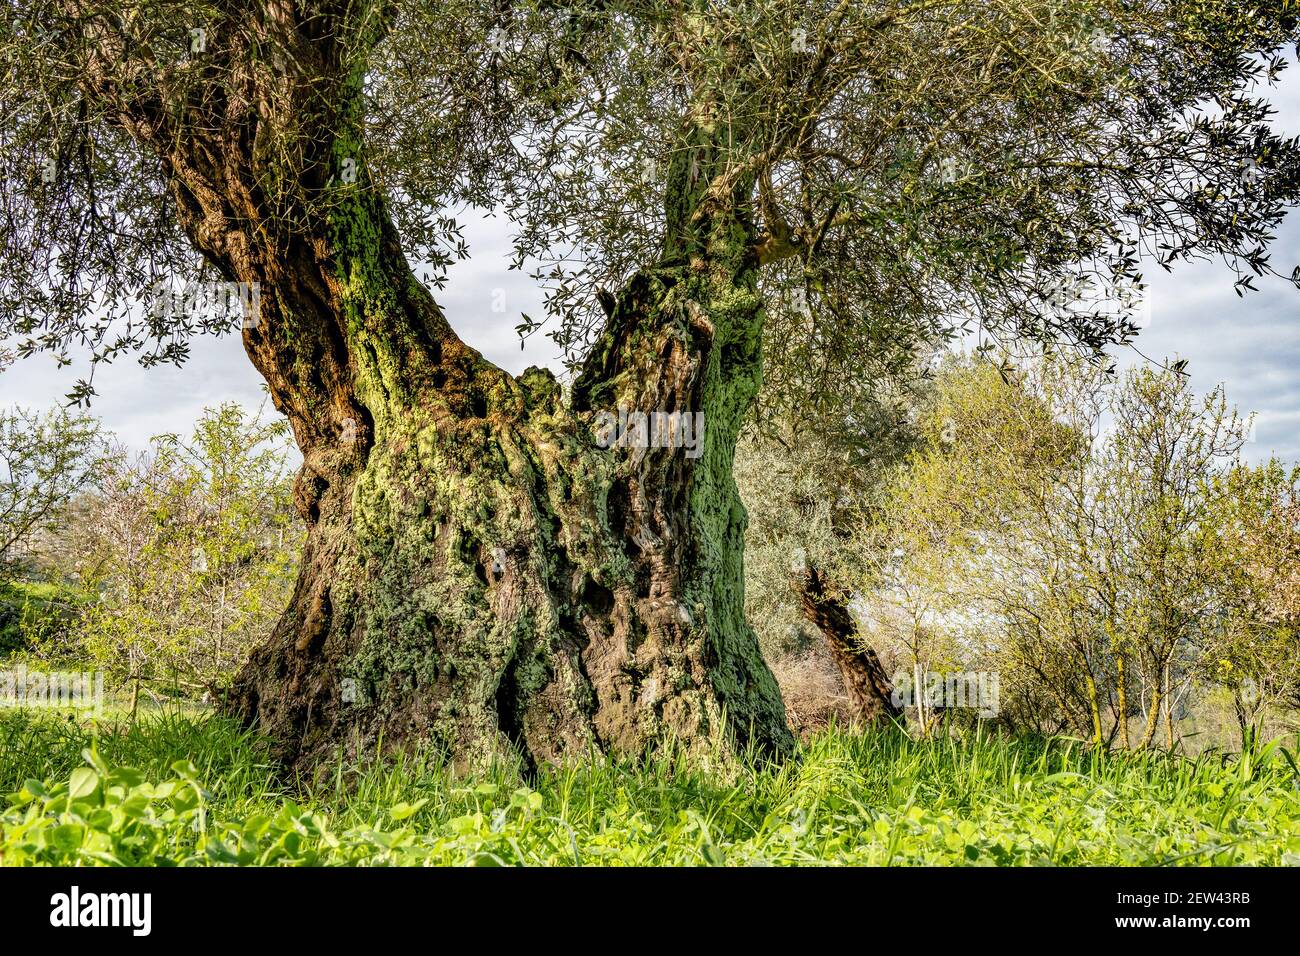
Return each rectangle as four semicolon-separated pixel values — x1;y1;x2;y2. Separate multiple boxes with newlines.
736;372;917;730
0;406;105;655
68;404;299;718
854;353;1283;749
1200;460;1300;746
0;407;104;579
1097;368;1250;748
3;0;1299;769
846;355;1083;736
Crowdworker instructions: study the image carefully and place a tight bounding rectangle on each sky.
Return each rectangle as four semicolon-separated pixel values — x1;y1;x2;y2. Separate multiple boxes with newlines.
1114;62;1300;464
2;75;1299;466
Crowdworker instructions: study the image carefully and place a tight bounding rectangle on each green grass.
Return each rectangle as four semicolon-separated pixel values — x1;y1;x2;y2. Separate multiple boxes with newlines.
2;708;1299;866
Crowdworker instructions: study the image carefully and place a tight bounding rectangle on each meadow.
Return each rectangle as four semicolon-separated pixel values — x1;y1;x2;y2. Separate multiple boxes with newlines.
3;709;1299;866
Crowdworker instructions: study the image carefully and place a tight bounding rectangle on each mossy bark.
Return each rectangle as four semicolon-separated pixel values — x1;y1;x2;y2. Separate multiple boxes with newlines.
150;42;791;771
217;185;794;771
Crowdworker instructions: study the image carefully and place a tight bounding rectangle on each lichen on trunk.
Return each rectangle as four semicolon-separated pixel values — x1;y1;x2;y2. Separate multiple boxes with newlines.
223;147;793;772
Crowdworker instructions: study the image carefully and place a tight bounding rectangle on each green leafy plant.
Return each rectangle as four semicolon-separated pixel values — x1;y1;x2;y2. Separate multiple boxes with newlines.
4;712;1299;867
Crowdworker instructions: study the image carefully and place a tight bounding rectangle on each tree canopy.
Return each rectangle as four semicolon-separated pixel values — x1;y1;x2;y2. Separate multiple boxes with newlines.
4;1;1299;408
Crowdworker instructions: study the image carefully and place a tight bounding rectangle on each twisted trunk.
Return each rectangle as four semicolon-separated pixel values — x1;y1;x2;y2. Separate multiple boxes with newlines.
95;16;792;772
795;567;900;725
212;190;794;771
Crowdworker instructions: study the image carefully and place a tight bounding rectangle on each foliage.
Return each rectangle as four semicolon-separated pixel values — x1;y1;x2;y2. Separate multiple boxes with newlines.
1201;460;1300;742
848;353;1299;748
0;579;88;659
2;2;1298;409
737;371;922;660
0;407;105;580
486;0;1300;387
53;403;300;702
2;710;1299;866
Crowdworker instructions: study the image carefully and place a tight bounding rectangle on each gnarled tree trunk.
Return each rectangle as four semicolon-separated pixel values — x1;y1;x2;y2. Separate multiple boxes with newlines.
93;16;792;772
260;277;785;770
213;188;795;771
231;221;793;768
795;567;900;726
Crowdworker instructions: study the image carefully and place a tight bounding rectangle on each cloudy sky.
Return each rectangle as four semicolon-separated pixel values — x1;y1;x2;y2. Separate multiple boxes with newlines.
3;74;1298;465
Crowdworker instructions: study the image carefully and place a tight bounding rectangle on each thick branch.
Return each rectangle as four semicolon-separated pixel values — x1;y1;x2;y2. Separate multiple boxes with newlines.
795;566;901;725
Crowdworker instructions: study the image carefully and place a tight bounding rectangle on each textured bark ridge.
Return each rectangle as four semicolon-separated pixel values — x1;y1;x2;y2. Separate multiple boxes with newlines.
211;198;797;770
796;567;901;726
96;17;793;771
197;142;796;771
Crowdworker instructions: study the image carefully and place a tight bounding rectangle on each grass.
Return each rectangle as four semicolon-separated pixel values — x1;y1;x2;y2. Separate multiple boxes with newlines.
2;708;1299;866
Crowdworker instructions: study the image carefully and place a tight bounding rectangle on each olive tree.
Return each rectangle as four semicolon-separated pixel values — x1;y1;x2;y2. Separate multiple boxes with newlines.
2;0;1298;769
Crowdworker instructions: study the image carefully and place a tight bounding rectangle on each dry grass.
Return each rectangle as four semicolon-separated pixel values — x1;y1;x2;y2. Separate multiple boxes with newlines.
770;641;855;738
